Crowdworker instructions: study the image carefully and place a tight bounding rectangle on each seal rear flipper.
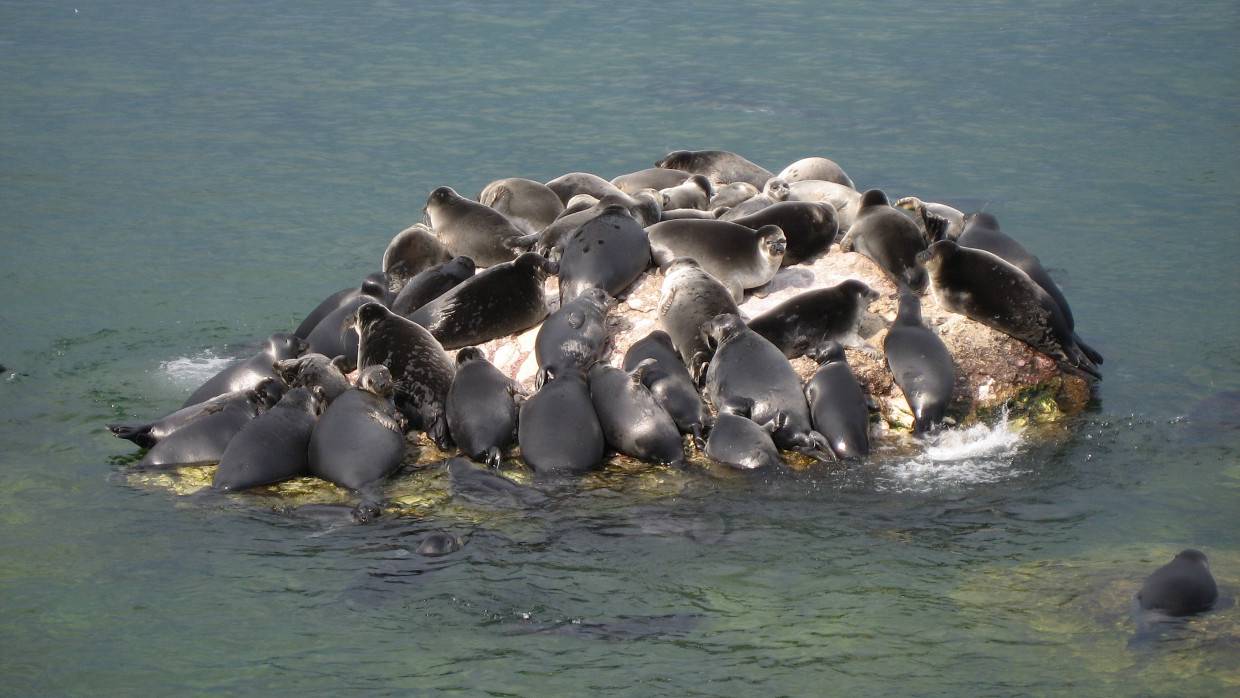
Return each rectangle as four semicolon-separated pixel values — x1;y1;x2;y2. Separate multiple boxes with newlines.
107;422;156;448
922;210;950;245
427;414;454;451
509;232;541;251
484;446;502;469
1073;333;1104;366
690;425;707;452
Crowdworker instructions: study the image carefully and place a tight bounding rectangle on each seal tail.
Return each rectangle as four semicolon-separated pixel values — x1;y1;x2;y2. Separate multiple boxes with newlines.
1074;333;1104;366
107;422;156;448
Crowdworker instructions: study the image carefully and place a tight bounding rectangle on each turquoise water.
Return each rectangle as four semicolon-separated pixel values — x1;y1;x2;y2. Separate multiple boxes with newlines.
2;1;1238;695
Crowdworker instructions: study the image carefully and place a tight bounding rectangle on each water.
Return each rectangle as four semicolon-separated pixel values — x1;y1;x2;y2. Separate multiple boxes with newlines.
2;1;1238;694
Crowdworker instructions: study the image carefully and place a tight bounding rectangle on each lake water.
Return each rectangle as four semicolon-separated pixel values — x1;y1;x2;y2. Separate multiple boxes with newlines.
2;1;1238;694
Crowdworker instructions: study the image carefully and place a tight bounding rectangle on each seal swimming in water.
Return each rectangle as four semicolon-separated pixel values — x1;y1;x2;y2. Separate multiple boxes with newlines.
138;378;283;468
839;189;929;292
409;251;555;350
182;332;307;408
647;219;786;301
556;204;652;303
445;457;548;508
1138;549;1219;616
307;364;409;501
355;302;455;448
883;293;955;433
622;330;712;448
657;258;740;383
534;287;612;381
110;380;283;449
389;255;476;317
588;362;685;466
776;156;855;189
705;410;784;470
274;352;351;403
728;201;839;266
804;342;871;459
477;177;565;235
747;280;879;360
518;367;605;475
424;186;532;267
213;386;326;491
445;348;521;467
381;223;453;292
918;240;1102;380
655;150;773;189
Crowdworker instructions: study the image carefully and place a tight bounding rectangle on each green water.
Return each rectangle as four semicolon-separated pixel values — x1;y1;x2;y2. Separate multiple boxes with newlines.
2;1;1238;695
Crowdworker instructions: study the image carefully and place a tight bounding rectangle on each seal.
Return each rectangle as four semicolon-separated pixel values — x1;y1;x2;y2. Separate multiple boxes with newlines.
588;362;685;466
647;219;786;301
655;150;773;189
895;197;965;242
702;313;832;459
416;532;464;557
658;174;713;210
445;347;522;467
534;287;613;381
747;280;879;359
728;201;839;266
183;332;307;408
657;257;740;383
882;293;955;433
382;223;453;292
274;352;352;403
716;178;790;221
304;286;384;373
918;240;1101;379
709;182;760;209
611;167;692;194
213;386;326;491
659;208;719;220
622;330;712;448
533;193;660;258
545;171;628;205
517;367;605;475
446;457;548;508
477;177;565;235
804;342;870;459
956;213;1103;366
307;364;409;501
389;255;476;317
705;411;784;470
776;156;855;189
1137;549;1219;616
556;204;652;303
409;251;555;350
355;302;456;448
424;186;532;267
787;180;861;231
293;273;389;339
138;378;283;468
109;380;283;449
839;189;929;292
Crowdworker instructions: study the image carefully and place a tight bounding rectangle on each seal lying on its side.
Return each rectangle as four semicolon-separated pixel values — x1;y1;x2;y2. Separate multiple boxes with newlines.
410;252;554;350
381;223;453;292
728;201;838;266
138;378;283;468
776;156;855;189
478;177;565;235
656;150;773;189
213;386;326;491
1138;549;1219;616
611;167;692;194
883;293;955;433
747;280;879;360
424;186;532;267
182;332;307;408
389;255;476;318
110;380;283;449
657;258;740;384
647;219;786;301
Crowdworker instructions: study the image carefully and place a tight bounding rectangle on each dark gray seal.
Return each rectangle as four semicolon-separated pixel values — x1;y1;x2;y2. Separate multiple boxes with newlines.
213;386;326;491
355;302;455;448
658;174;713;210
655;150;773;189
804;342;870;459
588;363;685;466
705;411;783;470
534;287;612;381
424;186;531;267
445;457;548;508
478;177;565;235
776;156;856;189
303;285;385;373
1138;549;1219;616
274;352;351;403
307;365;409;497
445;348;521;467
556;205;652;303
517;368;605;475
109;380;283;449
293;273;389;339
416;532;464;557
918;240;1101;380
611;167;692;194
716;178;790;221
545;171;627;205
409;251;555;350
747;280;879;360
883;293;955;433
659;208;719;221
647;219;786;301
382;223;453;292
534;193;661;257
622;330;712;448
729;201;839;266
657;258;740;384
389;255;476;317
839;189;928;292
182;332;307;408
702;314;832;459
138;378;282;467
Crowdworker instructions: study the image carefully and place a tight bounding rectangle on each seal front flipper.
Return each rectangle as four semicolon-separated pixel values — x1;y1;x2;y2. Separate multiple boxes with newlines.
107;422;156;448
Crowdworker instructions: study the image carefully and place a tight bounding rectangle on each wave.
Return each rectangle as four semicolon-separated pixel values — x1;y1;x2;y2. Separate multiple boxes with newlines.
880;414;1026;492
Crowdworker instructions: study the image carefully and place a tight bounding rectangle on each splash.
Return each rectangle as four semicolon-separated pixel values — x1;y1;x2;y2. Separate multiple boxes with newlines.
159;351;236;388
882;414;1025;491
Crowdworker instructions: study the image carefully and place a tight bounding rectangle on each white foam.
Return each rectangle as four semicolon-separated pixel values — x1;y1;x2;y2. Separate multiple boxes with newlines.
881;414;1025;492
159;351;236;388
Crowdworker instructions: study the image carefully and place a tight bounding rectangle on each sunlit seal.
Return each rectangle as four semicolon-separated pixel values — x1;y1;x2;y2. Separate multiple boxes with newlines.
658;174;713;210
895;196;965;242
588;362;685;466
110;380;283;450
381;223;453;292
776;156;855;189
556;204;652;303
303;282;386;373
728;201;839;266
534;287;613;381
611;167;692;194
545;171;628;205
517;368;605;475
657;258;740;383
918;240;1101;380
534;193;660;257
716;178;790;221
274;352;351;403
445;348;521;467
882;293;955;433
182;332;307;408
747;280;879;359
647;219;786;301
424;186;532;267
787;180;862;231
478;177;566;235
804;342;870;459
622;330;712;448
709;182;760;209
838;189;929;292
655;149;773;189
389;256;476;317
705;411;783;470
1138;549;1219;616
213;386;326;491
307;365;409;502
409;251;554;350
138;378;283;467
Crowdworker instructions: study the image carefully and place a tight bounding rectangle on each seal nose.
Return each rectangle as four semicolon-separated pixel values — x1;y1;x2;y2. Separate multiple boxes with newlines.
770;241;786;256
915;249;932;264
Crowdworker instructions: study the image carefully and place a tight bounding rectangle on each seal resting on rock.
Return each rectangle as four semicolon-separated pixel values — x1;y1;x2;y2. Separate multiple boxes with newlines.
518;367;604;475
657;258;740;383
588;362;685;466
424;186;532;267
647;219;786;301
747;279;879;360
656;149;773;189
182;332;307;408
883;293;955;434
213;386;326;491
445;348;521;467
804;342;871;459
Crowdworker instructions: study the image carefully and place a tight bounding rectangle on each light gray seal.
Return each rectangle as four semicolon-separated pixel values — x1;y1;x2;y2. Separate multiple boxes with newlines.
728;201;839;266
274;352;351;403
747;280;879;360
389;255;476;317
804;342;870;459
655;150;773;189
556;204;652;303
588;362;685;466
534;287;613;381
883;293;955;433
109;380;283;449
647;219;786;301
622;330;712;448
424;186;532;267
611;167;692;194
355;302;456;448
478;177;565;235
445;348;521;467
776;156;855;189
658;174;713;210
895;197;965;242
182;332;307;408
446;457;548;508
716;178;790;221
787;180;861;230
138;378;282;467
307;364;409;501
705;411;784;470
1138;549;1219;616
918;240;1101;380
709;182;760;209
409;251;555;350
657;258;740;383
382;223;453;292
839;189;929;292
213;386;326;491
545;171;628;205
517;368;605;475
